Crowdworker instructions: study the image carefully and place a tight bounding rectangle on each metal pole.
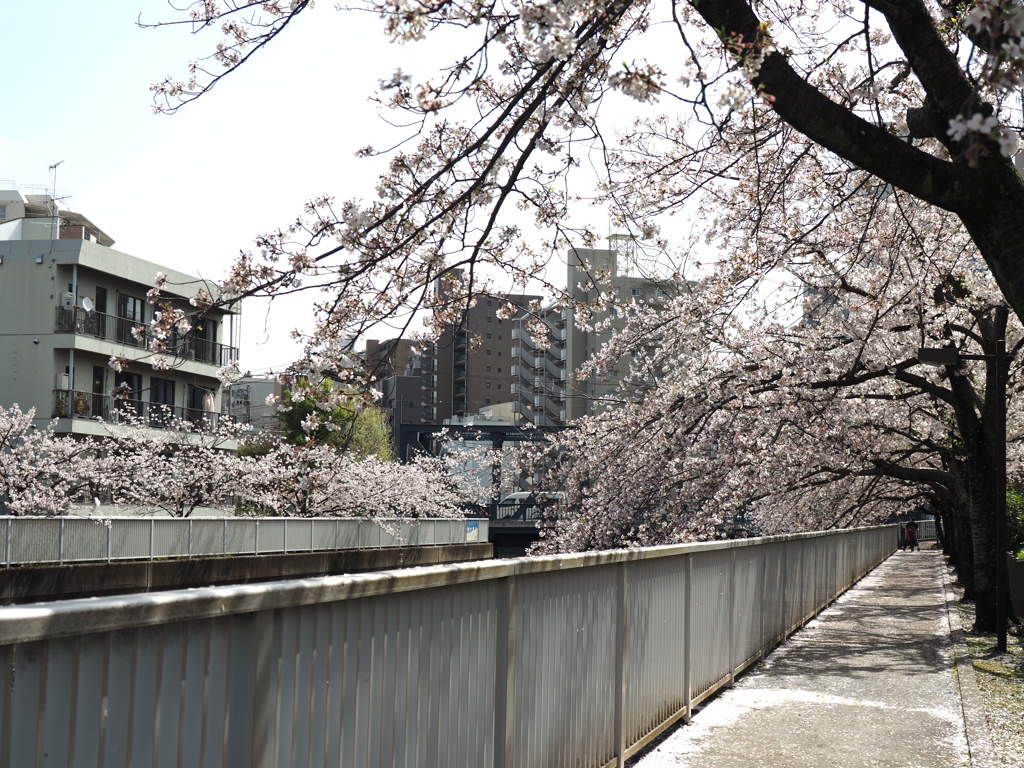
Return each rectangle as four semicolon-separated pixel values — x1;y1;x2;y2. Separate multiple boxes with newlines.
614;561;628;766
150;518;155;560
223;518;228;555
996;339;1009;653
683;554;693;723
728;548;736;685
58;518;65;565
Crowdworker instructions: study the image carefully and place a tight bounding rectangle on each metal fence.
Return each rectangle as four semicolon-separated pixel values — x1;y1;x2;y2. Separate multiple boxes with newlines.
0;517;487;567
0;525;894;768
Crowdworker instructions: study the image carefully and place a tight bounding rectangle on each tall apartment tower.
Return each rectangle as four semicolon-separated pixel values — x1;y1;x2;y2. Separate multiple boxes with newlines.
0;186;240;434
429;291;541;420
510;243;676;426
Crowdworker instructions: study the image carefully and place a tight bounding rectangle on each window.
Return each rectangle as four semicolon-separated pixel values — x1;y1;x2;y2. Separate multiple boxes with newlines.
116;293;145;346
497;367;501;373
631;288;642;297
497;384;502;390
497;351;502;356
487;300;492;306
150;378;176;426
656;288;667;296
0;205;6;220
498;334;502;340
486;381;491;388
486;398;492;405
114;371;143;418
486;366;491;372
487;349;492;355
486;332;492;339
487;316;492;322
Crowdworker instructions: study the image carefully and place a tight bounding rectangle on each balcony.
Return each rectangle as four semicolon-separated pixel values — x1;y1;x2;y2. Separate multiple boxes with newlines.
56;307;238;367
53;389;231;430
455;334;469;349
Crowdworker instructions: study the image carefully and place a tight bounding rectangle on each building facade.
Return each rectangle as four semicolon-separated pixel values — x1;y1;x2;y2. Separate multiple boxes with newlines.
0;187;240;435
510;244;677;426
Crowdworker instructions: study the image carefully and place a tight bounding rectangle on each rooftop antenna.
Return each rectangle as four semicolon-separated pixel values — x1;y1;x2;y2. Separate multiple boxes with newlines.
47;161;64;241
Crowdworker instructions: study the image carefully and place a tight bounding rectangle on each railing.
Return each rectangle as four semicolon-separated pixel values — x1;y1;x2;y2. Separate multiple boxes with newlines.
53;389;231;430
55;306;238;366
0;516;486;566
0;526;894;767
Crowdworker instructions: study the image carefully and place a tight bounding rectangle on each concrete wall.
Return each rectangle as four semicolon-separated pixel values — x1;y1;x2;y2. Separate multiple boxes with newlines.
0;542;494;604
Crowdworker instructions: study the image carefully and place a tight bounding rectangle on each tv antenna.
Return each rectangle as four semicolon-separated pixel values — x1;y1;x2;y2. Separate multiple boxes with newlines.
47;160;64;219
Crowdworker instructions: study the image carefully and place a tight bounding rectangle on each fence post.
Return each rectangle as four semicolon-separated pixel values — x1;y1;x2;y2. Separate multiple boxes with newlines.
188;519;193;558
683;553;693;723
223;518;228;555
150;519;155;560
493;574;517;768
107;522;111;563
728;548;736;685
254;519;259;555
780;542;789;639
284;519;288;553
3;519;9;567
250;610;277;768
58;518;65;565
614;560;629;766
335;518;339;551
759;544;768;656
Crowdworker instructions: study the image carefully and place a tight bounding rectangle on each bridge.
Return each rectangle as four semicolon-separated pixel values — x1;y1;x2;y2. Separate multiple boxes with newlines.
0;525;894;766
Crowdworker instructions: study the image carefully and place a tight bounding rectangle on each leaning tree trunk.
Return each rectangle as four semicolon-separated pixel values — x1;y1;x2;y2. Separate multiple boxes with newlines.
967;460;999;631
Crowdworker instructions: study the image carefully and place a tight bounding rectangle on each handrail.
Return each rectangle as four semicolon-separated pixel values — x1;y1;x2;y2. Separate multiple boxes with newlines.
0;516;487;567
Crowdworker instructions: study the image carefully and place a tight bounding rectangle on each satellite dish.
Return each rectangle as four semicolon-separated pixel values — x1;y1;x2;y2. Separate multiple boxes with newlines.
82;297;94;312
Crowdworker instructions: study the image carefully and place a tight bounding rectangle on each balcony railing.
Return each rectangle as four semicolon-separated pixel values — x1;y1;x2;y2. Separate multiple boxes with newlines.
53;389;231;431
55;306;238;367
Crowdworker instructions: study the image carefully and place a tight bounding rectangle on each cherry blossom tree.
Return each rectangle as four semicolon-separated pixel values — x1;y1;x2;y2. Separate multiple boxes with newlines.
0;405;99;516
523;167;1022;629
237;441;470;517
96;413;253;518
142;0;1024;369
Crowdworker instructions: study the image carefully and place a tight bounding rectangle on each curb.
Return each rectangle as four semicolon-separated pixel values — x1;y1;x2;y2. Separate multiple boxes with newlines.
940;555;999;768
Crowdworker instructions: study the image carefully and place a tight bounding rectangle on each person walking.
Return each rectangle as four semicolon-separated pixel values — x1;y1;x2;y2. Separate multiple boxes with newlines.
905;517;920;552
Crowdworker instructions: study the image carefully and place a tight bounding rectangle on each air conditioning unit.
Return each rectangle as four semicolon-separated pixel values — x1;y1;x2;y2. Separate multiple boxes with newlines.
55;373;69;390
62;292;75;308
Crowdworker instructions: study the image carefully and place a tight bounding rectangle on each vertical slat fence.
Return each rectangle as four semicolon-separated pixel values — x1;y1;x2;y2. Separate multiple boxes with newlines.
0;526;896;768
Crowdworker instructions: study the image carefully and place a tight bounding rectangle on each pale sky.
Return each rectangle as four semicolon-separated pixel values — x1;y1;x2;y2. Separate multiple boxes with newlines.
2;2;703;375
1;1;473;373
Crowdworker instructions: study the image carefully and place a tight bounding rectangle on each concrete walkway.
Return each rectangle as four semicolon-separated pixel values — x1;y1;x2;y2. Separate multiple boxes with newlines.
630;547;974;768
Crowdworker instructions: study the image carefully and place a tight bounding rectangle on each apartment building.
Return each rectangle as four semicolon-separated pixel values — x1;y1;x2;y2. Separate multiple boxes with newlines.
510;242;678;426
0;188;240;435
368;285;541;432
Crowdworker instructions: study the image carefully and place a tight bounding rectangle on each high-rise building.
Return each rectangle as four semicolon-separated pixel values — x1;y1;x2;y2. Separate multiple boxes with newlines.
510;243;678;425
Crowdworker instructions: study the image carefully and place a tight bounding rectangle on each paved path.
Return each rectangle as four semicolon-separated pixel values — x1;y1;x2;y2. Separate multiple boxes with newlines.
630;548;971;768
